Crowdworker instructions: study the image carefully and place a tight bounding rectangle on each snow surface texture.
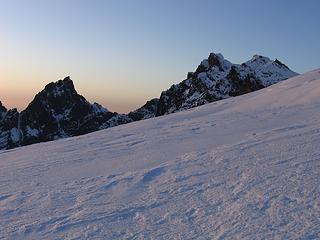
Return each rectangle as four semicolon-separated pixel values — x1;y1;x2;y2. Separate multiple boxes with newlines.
0;69;320;239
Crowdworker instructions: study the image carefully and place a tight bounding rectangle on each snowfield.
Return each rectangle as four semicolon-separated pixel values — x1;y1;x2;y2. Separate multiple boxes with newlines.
1;69;320;239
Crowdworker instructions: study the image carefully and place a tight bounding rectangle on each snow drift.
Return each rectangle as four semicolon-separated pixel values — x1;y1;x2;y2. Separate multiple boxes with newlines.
0;69;319;239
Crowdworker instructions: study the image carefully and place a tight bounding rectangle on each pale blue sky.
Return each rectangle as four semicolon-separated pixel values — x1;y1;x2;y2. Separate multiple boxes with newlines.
1;0;319;112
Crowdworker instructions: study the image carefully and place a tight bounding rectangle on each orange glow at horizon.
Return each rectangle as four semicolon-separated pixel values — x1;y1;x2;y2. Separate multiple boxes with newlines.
0;73;157;114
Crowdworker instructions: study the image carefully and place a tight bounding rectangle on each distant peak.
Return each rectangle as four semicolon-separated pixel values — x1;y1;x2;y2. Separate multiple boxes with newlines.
43;76;76;95
58;76;74;89
244;55;296;74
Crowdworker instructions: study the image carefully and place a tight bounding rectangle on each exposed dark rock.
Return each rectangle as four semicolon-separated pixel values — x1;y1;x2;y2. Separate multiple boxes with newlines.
100;114;133;129
228;69;264;96
0;107;19;149
208;53;224;70
0;102;7;123
128;98;159;121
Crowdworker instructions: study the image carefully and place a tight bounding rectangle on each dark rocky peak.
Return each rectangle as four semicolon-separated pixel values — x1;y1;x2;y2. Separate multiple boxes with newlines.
0;77;119;150
15;77;116;148
25;76;88;118
23;76;109;124
43;76;76;97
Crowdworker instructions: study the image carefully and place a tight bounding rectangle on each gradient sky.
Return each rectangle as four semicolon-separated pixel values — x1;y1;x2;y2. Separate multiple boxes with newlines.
1;0;319;113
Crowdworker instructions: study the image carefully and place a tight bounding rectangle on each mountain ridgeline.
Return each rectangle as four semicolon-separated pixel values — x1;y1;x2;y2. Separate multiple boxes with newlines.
0;78;132;149
0;53;298;149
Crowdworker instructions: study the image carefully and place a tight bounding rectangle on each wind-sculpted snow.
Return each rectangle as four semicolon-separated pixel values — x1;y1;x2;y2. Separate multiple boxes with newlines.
0;69;320;239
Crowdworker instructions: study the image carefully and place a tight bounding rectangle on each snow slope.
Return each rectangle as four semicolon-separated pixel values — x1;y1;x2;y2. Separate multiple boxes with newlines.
0;69;320;239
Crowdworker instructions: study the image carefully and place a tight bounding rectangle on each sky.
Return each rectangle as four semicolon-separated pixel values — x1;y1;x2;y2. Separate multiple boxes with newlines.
0;0;319;113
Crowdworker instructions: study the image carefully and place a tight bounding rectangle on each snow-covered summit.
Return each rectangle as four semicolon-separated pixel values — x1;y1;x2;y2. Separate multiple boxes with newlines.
0;69;319;239
243;55;297;86
139;52;298;116
129;53;297;120
245;54;272;68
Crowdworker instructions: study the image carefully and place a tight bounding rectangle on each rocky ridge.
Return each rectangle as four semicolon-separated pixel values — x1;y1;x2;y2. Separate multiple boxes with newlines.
0;53;298;149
